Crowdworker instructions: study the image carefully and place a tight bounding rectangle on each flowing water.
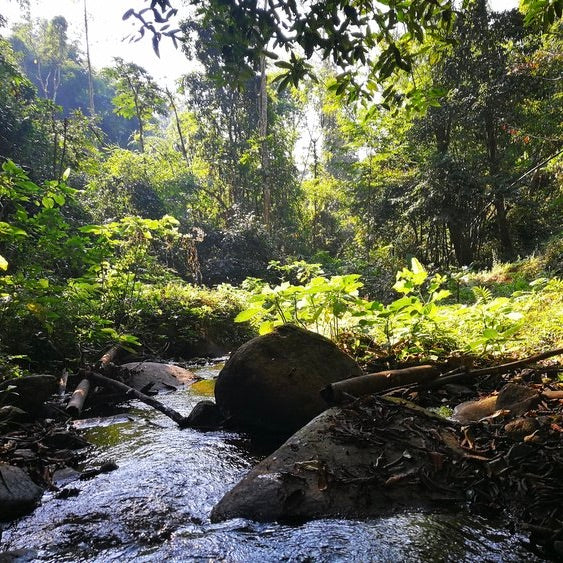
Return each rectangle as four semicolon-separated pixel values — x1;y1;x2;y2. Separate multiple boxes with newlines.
0;364;544;562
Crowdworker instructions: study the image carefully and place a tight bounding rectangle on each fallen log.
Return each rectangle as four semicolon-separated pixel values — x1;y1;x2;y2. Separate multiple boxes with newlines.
66;379;91;417
83;370;190;428
321;365;439;405
322;348;563;404
424;347;563;389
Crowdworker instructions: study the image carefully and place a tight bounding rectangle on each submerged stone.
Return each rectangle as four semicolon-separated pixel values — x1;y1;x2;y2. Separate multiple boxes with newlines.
185;400;223;430
0;465;44;521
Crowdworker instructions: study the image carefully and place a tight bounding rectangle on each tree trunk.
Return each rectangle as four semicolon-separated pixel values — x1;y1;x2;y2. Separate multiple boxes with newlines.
127;76;145;153
258;52;271;231
448;221;474;266
83;0;95;115
484;113;514;261
167;88;189;163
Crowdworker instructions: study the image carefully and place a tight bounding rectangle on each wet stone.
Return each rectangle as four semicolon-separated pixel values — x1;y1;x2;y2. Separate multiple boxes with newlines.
185;400;223;430
120;362;196;392
0;465;44;521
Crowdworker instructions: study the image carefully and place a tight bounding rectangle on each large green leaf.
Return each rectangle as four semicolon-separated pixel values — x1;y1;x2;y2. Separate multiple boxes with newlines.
234;308;262;322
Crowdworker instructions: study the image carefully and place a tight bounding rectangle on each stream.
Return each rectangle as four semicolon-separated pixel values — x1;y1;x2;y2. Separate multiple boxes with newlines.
0;364;545;562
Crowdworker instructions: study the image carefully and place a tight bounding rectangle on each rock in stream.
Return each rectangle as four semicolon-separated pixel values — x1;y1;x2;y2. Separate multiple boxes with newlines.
215;324;362;434
211;396;467;522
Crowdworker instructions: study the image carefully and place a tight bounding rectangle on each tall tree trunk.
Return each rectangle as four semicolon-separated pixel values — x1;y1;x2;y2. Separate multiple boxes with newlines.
166;88;188;162
83;0;95;115
258;52;271;231
127;77;145;153
484;113;514;261
447;221;473;266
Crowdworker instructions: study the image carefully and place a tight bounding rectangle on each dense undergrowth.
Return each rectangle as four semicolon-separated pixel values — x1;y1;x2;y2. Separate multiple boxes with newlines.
1;162;562;382
235;257;563;364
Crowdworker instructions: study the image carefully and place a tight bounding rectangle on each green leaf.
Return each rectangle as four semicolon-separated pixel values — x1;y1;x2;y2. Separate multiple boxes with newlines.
41;196;54;209
388;296;416;311
0;223;27;238
410;257;427;285
0;254;8;271
53;193;66;206
259;320;275;335
79;225;104;234
432;289;451;302
393;279;413;294
482;328;500;340
234;308;262;322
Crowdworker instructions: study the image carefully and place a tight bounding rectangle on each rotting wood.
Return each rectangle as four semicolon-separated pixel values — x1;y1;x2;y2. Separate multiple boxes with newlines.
99;344;123;369
83;370;190;428
66;379;91;417
321;365;440;405
322;348;563;403
424;347;563;389
58;369;69;397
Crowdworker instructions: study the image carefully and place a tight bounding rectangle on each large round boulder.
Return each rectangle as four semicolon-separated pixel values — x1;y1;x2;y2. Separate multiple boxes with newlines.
214;324;362;434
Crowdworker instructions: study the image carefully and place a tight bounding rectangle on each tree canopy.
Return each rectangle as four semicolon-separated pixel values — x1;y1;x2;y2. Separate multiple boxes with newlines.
124;0;562;106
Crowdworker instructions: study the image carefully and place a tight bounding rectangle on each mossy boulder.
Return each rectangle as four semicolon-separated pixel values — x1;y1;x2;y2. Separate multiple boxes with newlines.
214;324;362;434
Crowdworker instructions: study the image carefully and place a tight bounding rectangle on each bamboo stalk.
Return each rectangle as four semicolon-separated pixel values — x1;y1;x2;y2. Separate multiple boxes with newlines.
321;365;440;405
66;378;91;417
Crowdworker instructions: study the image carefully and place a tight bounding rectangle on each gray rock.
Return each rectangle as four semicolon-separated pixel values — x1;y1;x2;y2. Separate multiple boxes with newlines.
0;465;43;521
120;362;196;392
211;396;465;522
0;548;38;562
215;324;362;434
0;375;57;412
0;406;28;423
185;400;223;429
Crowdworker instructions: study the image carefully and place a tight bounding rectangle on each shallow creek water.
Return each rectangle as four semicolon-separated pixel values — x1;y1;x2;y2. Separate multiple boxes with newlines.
1;364;544;562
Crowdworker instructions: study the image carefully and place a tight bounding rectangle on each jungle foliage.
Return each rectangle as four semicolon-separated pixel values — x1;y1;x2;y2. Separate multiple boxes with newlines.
0;1;561;377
